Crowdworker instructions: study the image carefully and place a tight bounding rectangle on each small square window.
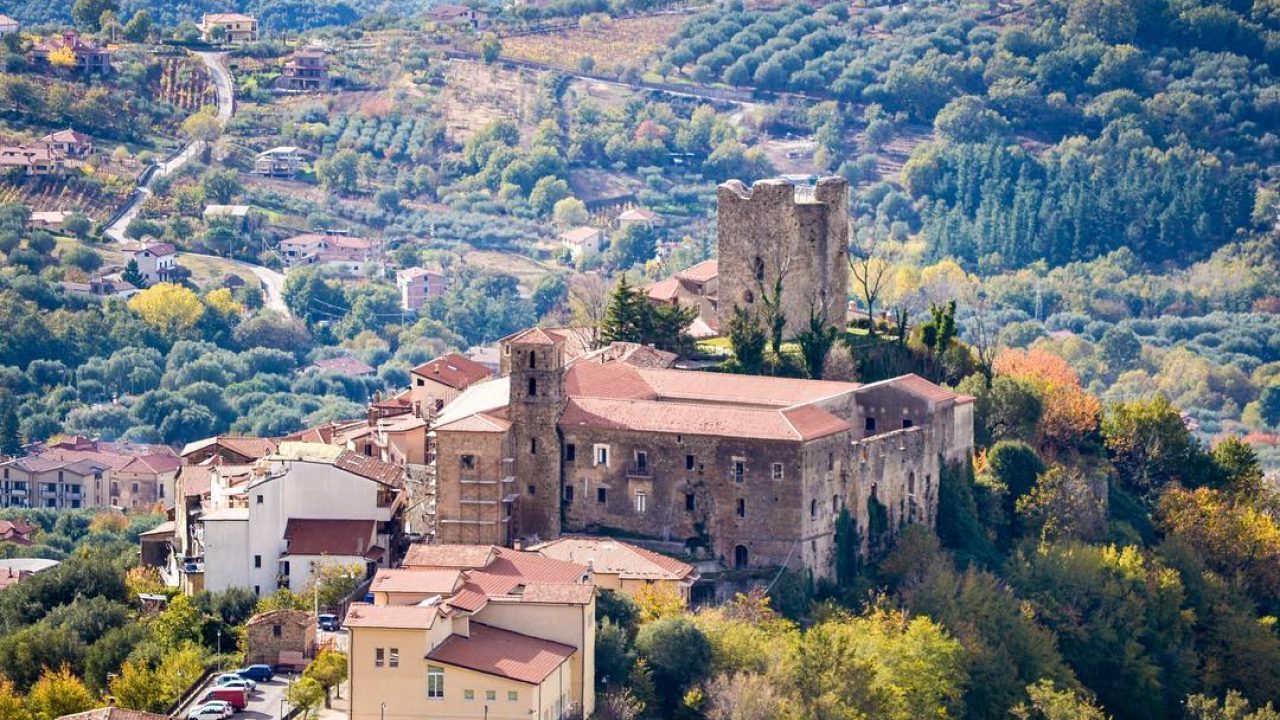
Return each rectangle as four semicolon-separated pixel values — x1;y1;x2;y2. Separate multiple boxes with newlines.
256;494;264;504
460;455;476;470
527;484;536;496
272;625;281;637
902;418;914;429
864;417;876;433
464;690;475;701
597;487;607;503
508;691;518;702
485;690;496;701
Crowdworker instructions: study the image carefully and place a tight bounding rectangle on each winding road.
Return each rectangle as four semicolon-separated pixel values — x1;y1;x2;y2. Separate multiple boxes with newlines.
106;51;289;316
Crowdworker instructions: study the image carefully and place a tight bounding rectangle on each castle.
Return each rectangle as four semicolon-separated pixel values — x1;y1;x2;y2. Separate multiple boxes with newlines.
427;175;971;579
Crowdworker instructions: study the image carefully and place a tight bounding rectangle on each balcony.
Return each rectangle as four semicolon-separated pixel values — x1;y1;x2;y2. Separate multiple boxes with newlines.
626;464;652;478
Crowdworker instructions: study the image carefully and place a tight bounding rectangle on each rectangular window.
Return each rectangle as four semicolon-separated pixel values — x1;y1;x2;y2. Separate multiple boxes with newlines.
527;484;536;496
771;463;784;481
903;418;914;429
427;666;444;699
256;494;263;504
833;495;840;513
685;493;695;511
254;555;261;568
464;689;474;701
864;417;876;433
597;487;607;504
563;485;574;503
460;455;475;470
508;691;518;702
565;444;576;462
272;625;281;637
828;452;835;471
595;445;609;466
634;491;647;514
685;454;694;470
485;690;496;701
375;648;384;667
634;450;648;473
530;437;538;455
736;498;746;517
733;460;745;482
390;649;399;667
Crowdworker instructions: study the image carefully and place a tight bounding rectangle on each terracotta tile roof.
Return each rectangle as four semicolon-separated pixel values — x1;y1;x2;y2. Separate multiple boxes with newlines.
333;451;405;488
121;453;181;474
513;584;597;604
403;544;497;569
183;436;279;460
372;568;465;595
505;327;565;346
247;609;311;627
531;537;695;581
283;518;376;556
646;277;680;303
782;405;853;441
344;603;438;630
56;707;170;720
484;547;591;585
427;623;574;684
311;356;375;376
860;373;963;404
203;13;256;23
411;353;492;390
41;129;91;144
444;582;490;612
137;520;175;538
433;412;511;434
617;207;658;222
180;465;213;497
564;360;656;400
0;520;34;536
675;259;718;283
560;397;849;442
559;226;600;244
636;368;859;407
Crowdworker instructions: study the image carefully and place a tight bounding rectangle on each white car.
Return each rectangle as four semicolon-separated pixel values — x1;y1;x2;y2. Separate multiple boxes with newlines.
199;701;235;718
215;675;257;692
188;704;228;720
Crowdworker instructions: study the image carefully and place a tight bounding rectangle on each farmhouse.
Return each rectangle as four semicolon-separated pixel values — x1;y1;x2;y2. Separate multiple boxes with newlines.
560;226;603;259
199;13;259;43
29;32;111;73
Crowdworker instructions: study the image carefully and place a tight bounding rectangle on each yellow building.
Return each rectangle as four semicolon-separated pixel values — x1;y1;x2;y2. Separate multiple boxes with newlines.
530;537;699;600
346;545;596;720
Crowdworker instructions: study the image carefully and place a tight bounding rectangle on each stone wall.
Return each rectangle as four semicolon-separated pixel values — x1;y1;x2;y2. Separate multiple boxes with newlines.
716;176;849;336
434;429;510;546
507;339;566;541
245;610;314;666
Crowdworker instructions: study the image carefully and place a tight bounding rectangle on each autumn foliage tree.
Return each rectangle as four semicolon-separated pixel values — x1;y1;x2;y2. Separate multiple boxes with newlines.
128;283;205;336
993;348;1101;454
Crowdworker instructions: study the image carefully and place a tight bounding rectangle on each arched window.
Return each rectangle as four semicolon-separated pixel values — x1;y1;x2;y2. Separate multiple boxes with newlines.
752;255;765;282
734;545;749;569
527;377;537;397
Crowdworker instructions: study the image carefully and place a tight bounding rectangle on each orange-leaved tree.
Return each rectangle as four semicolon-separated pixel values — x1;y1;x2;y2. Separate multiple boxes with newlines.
993;347;1100;454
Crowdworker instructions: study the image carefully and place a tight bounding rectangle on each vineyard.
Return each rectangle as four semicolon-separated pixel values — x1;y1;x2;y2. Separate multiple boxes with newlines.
501;14;688;75
156;57;216;113
0;176;130;221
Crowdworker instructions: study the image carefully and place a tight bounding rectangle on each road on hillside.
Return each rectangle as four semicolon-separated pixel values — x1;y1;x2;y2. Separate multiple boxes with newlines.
104;51;289;316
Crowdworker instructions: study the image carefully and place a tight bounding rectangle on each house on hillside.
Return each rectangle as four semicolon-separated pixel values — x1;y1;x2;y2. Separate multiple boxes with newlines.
278;232;377;275
425;4;489;29
647;259;719;337
0;145;65;177
29;211;71;230
560;226;603;260
277;50;332;91
199;13;259;43
616;207;660;229
29;31;111;73
203;204;250;229
531;536;699;600
409;353;492;413
253;146;306;178
122;240;180;285
40;130;93;158
0;437;180;510
310;356;376;377
0;520;35;547
395;267;447;311
0;15;19;36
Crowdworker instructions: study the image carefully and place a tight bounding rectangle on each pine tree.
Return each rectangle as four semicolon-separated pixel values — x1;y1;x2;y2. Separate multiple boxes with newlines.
122;258;148;289
726;305;766;375
0;404;20;456
601;273;649;344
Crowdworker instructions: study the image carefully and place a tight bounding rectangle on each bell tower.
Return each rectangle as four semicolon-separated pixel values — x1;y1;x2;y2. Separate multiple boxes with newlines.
502;328;566;542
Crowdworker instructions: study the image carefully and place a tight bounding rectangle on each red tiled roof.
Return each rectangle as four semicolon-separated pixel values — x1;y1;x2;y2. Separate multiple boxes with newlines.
283;518;376;556
862;373;963;404
372;568;465;595
216;437;278;459
564;360;656;400
675;259;718;283
560;397;849;442
180;465;213;497
532;537;694;581
646;277;680;303
618;207;658;222
41;129;91;144
559;226;600;244
56;707;170;720
411;353;492;390
344;603;438;630
427;623;574;684
433;412;511;433
247;609;311;627
403;544;497;569
333;451;404;487
505;327;565;345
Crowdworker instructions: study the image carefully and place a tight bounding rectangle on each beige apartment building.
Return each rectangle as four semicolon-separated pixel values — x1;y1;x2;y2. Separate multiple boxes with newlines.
346;544;595;720
0;437;179;510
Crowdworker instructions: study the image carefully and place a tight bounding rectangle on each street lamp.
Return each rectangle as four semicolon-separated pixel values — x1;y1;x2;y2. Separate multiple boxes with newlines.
380;702;386;720
217;628;222;654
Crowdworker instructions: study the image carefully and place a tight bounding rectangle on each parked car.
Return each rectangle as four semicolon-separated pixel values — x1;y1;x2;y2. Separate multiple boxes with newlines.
215;674;257;691
197;701;235;719
187;705;227;720
198;687;248;710
318;613;340;631
237;664;274;682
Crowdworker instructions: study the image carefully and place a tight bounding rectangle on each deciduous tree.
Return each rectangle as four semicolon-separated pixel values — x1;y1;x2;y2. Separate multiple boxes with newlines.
128;283;205;336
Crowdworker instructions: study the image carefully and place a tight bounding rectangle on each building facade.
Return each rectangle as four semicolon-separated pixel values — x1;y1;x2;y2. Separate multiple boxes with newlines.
431;332;973;580
199;13;259;43
0;438;179;510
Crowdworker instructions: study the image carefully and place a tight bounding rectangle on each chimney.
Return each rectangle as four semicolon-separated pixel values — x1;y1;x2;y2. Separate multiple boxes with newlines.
512;538;524;551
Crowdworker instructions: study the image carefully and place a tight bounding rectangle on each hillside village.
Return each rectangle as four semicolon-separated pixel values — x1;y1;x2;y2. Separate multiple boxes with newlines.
0;0;1279;720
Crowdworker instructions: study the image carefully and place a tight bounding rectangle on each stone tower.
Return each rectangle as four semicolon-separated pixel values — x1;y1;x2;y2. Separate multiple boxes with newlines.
502;328;566;542
716;176;849;336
